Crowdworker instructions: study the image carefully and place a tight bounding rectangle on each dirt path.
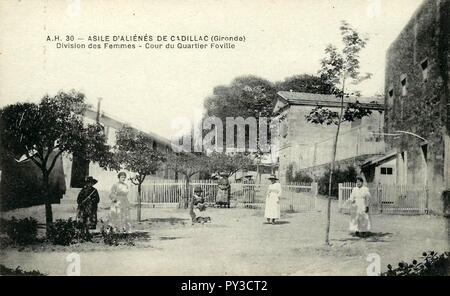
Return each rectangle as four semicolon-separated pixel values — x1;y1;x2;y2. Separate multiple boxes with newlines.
1;198;448;275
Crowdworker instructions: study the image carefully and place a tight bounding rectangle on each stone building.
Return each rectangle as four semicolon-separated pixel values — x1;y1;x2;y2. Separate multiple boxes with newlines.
363;0;449;215
272;91;385;183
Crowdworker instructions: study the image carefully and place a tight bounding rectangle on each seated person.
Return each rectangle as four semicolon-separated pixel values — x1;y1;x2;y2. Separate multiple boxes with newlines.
191;187;211;223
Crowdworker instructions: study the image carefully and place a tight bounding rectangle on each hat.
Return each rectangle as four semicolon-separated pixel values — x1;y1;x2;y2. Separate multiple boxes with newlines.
245;174;253;178
219;172;228;176
193;186;203;193
268;174;279;180
85;176;98;184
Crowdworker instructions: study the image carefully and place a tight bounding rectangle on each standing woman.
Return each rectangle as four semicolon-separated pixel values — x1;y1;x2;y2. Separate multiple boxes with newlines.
265;174;282;224
109;172;132;232
76;176;100;230
346;176;371;237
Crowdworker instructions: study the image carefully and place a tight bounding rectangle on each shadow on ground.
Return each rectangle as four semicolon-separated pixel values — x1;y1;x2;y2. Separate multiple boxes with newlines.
140;217;189;225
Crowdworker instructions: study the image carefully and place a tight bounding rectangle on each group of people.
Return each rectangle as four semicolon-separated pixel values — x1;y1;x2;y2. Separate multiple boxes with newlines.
76;172;132;232
263;174;371;235
76;171;371;237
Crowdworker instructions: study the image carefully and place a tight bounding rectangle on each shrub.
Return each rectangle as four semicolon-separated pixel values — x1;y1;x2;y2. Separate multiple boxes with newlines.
318;166;358;197
286;164;313;184
47;218;91;246
100;221;135;246
4;217;38;245
0;265;46;276
382;251;450;276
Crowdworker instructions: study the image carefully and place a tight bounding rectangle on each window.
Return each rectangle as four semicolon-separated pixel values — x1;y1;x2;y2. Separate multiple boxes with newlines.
380;167;393;175
388;88;394;98
420;58;429;82
400;75;408;96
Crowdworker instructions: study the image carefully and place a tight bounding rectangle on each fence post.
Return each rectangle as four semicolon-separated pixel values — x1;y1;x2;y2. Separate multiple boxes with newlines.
338;183;342;213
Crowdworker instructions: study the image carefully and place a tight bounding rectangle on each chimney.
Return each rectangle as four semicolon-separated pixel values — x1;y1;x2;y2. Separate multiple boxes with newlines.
96;97;103;123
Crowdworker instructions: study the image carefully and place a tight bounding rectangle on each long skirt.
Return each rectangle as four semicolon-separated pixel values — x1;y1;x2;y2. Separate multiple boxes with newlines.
216;189;229;204
349;199;371;232
108;197;132;232
264;196;280;219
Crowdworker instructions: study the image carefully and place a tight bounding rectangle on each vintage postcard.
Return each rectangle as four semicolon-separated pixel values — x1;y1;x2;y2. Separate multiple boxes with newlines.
0;0;449;278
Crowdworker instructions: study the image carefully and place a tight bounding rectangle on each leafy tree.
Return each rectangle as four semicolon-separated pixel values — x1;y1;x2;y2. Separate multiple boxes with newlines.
206;152;253;178
275;74;333;94
0;90;111;233
305;21;378;245
165;152;209;209
111;126;166;221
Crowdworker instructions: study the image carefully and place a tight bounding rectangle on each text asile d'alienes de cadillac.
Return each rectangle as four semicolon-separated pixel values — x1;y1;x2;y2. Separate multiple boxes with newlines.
50;34;247;50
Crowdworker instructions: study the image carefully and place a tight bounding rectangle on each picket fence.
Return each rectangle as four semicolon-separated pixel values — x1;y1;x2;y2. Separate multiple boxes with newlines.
129;180;318;212
338;182;428;215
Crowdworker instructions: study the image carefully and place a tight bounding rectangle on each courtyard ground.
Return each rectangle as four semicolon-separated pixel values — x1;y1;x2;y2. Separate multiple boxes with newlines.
0;196;448;276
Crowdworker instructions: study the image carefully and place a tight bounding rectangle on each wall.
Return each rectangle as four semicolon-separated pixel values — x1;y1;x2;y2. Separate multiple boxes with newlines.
277;104;384;183
384;0;449;214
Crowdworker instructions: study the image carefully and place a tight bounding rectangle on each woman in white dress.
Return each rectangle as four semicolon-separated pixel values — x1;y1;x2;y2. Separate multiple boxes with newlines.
108;172;132;232
265;174;282;224
346;176;371;237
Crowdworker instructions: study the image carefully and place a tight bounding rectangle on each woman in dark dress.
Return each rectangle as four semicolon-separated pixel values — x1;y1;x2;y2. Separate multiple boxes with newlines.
77;176;100;230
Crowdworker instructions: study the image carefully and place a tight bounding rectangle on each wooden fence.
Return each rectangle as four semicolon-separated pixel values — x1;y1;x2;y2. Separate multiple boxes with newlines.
129;180;317;212
338;182;428;215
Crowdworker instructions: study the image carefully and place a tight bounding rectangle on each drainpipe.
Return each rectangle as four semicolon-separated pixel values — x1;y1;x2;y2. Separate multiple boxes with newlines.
96;97;103;123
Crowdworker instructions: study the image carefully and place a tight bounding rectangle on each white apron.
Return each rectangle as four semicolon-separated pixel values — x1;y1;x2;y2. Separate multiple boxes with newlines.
265;183;282;219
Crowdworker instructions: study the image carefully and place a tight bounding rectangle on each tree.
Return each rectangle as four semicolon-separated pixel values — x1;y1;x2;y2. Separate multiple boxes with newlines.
275;74;333;94
305;21;377;245
0;90;111;233
111;126;166;221
165;152;209;209
206;152;253;178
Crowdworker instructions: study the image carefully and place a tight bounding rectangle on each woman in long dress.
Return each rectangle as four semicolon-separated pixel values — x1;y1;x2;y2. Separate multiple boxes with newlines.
265;175;282;224
108;172;132;232
346;176;371;237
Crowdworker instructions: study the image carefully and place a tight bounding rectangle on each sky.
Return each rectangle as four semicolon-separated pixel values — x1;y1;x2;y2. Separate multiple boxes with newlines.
0;0;424;139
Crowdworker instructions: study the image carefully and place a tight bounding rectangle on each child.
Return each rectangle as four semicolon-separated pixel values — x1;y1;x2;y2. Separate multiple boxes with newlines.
190;186;211;224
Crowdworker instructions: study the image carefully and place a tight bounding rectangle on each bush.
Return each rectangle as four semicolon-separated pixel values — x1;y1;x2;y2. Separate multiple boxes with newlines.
4;217;38;245
318;166;358;197
47;218;91;246
0;265;46;276
100;221;135;246
382;251;450;276
286;164;314;184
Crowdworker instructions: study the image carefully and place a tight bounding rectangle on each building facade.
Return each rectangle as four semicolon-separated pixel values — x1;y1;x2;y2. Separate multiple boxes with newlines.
272;91;385;183
63;107;178;202
378;0;449;215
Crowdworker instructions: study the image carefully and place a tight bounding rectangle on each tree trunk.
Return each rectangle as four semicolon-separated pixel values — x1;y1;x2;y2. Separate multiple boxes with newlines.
137;182;142;222
42;171;53;234
184;177;191;209
325;85;345;245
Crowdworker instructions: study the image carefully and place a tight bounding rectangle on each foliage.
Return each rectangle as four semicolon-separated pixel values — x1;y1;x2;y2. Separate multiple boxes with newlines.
166;152;209;180
305;21;375;126
382;251;450;276
3;217;38;245
0;90;112;230
286;164;313;184
204;75;278;119
318;166;358;197
111;126;166;185
47;218;92;246
0;265;46;276
99;222;137;246
275;74;333;94
206;152;253;177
